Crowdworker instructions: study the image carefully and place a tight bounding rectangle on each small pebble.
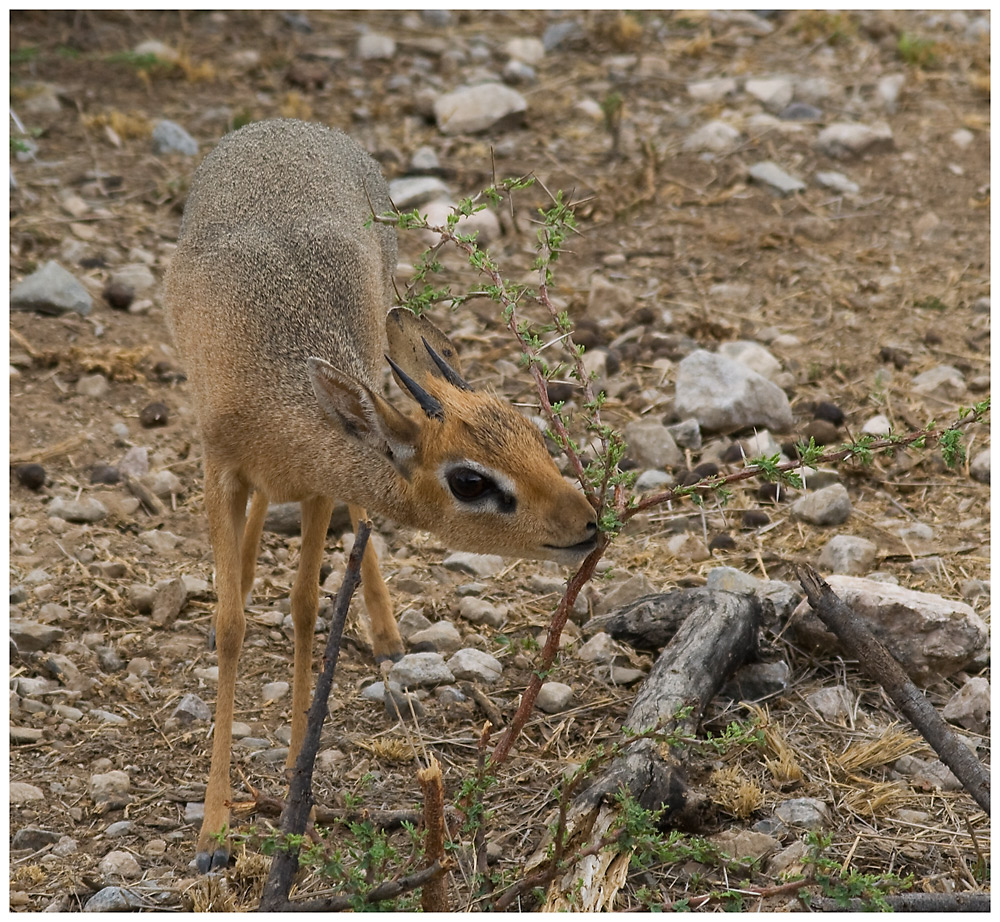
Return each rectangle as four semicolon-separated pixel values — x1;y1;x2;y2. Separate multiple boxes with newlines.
139;402;169;428
15;463;46;490
103;281;135;311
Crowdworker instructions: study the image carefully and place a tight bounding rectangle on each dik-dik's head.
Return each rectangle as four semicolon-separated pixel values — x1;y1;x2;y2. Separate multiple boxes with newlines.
309;308;598;564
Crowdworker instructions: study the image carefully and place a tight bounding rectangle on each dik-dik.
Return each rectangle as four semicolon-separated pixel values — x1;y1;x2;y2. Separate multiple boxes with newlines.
165;119;597;872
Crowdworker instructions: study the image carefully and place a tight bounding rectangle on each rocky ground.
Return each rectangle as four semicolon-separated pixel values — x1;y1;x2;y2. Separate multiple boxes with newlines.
9;9;990;912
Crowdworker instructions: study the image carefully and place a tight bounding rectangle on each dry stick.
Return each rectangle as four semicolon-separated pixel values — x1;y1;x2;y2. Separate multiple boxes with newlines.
417;757;449;912
812;892;990;913
795;565;990;816
491;535;609;765
258;521;371;912
275;859;452;912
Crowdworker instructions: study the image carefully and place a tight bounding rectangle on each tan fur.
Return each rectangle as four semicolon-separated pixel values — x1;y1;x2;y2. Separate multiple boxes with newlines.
164;119;597;871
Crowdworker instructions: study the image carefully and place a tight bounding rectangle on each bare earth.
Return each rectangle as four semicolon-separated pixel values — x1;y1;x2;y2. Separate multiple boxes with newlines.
9;10;989;912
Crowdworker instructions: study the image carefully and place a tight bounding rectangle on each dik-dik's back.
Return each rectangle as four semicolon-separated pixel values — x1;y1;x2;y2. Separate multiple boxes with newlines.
166;119;396;502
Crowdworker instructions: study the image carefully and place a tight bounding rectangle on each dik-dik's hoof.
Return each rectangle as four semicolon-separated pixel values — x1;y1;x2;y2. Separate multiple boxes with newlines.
374;650;403;666
195;846;231;874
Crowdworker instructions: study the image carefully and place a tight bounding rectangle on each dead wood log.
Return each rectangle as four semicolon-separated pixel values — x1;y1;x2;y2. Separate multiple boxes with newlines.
795;565;990;816
812;891;990;912
537;589;763;911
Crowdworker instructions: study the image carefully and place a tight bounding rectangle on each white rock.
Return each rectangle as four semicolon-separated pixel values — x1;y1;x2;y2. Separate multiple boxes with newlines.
504;37;545;65
792;576;988;681
76;373;109;398
941;677;990;733
147;469;183;497
409;145;440;172
666;533;711;562
389;652;455;688
134;39;179;63
718;341;782;381
806;686;853;721
11;260;93;316
816;122;893;158
388;176;450;208
262;681;289;702
443;552;505;577
911;364;965;401
110;263;156;293
447;648;503;683
89;769;131;802
458;597;507;628
356;32;396;60
970;448;989;484
634;469;672;492
877;74;906;112
745;76;794;111
774;797;829;829
792;483;852;526
408;620;463;653
10;781;45;803
815;170;860;195
675;350;793;433
119;446;149;479
421;198;500;246
682;120;741;154
536;681;574;713
151;119;198;157
705;567;761;595
139;530;183;553
739;430;783;460
434;83;527;135
99;849;142;880
687;77;738;103
818;535;878;575
577;631;618;664
623;419;682;470
862;413;892;436
594;573;657;616
49;496;108;523
748;161;805;195
950;128;975;150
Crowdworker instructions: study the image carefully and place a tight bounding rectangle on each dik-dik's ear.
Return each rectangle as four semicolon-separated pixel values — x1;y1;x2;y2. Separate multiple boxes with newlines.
386;308;470;391
308;358;420;472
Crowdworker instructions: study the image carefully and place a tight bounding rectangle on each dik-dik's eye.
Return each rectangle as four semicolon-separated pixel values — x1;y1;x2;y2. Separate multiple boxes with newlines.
447;467;492;501
445;465;517;513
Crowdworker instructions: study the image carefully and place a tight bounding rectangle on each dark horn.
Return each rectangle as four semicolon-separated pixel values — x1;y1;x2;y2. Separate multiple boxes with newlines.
422;338;472;392
386;355;444;420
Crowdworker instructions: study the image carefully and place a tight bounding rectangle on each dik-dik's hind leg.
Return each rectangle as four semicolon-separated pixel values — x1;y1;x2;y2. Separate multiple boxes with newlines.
286;495;336;770
198;463;249;873
241;491;268;604
348;504;403;663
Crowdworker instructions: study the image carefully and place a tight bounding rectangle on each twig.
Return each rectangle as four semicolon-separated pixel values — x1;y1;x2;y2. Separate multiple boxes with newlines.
795;564;990;816
258;521;371;911
811;892;990;912
417;757;449;912
278;859;453;912
122;473;165;516
459;682;505;731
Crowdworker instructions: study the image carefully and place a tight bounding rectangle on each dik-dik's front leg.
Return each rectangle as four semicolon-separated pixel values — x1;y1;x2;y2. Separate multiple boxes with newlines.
197;463;249;873
347;504;403;662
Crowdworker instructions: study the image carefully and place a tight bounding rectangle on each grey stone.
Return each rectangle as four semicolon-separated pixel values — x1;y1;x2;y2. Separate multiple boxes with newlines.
894;755;962;792
941;677;989;733
705;566;761;595
447;648;503;683
594;573;657;616
384;684;426;721
11;260;93;316
421;9;452;27
409;620;463;653
356;32;396;60
397;607;432;640
687;77;738;103
818;534;878;575
504;37;545;65
388;175;450;208
634;469;672;492
717;341;782;380
749;161;806;195
790;576;987;683
710;829;780;862
105;820;135;838
76;373;109;398
434;83;527;135
577;632;618;664
806;686;853;722
458;597;507;628
84;887;143;912
151;119;198;156
666;533;710;562
99;849;142;880
118;446;149;479
610;665;646;685
389;652;455;688
792;483;852;526
675;350;793;432
90;708;127;724
624;419;682;470
12;826;61;850
10;621;64;652
586;273;634;319
10;781;45;803
171;693;211;724
683;120;741;154
139;529;183;553
48;496;108;523
815;170;860;195
779;102;822;120
421;198;501;246
262;681;289;702
89;769;130;802
862;413;892;436
767;839;810;875
773;797;829;829
536;681;574;713
503;59;536;85
667;418;702;451
409;145;440;172
443;551;505;577
151;577;187;627
542;19;584;51
911;364;965;401
725;660;790;699
816;121;894;158
53;835;79;857
745;76;794;111
134;39;179;62
110;263;156;293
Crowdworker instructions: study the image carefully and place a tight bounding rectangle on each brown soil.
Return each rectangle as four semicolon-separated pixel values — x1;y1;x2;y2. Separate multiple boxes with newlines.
9;10;989;912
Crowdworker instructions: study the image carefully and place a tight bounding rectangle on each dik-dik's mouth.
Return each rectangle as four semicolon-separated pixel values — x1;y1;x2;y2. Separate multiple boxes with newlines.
545;536;599;557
